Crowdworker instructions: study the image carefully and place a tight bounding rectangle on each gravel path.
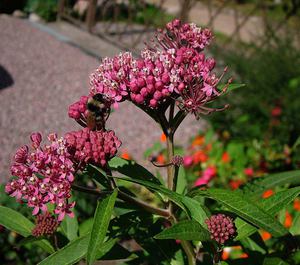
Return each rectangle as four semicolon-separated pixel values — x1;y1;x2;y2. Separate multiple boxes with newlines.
0;15;204;183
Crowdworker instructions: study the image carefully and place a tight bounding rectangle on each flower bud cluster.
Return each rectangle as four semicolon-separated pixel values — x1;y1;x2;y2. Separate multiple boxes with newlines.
5;133;75;221
68;95;89;120
65;128;121;167
32;212;59;237
205;214;236;244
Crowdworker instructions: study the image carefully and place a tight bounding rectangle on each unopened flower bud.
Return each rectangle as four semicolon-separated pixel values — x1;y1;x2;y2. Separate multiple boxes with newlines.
172;155;183;166
32;212;59;237
205;214;236;244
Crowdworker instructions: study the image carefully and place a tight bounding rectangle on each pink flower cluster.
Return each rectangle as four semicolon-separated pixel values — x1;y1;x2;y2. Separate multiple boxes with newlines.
163;19;213;50
194;166;217;187
65;128;121;167
88;19;231;117
89;52;134;103
5;133;75;221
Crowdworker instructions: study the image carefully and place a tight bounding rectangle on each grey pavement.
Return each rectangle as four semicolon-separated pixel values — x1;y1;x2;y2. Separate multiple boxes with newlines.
0;15;204;183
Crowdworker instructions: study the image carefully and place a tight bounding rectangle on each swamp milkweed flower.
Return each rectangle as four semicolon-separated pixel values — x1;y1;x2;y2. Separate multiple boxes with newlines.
5;133;75;221
88;19;231;119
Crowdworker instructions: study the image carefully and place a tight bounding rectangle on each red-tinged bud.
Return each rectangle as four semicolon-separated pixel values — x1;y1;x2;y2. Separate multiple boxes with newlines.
30;132;42;148
14;145;29;163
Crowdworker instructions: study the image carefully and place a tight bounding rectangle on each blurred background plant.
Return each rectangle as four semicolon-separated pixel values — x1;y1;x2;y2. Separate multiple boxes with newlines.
24;0;58;21
210;38;300;147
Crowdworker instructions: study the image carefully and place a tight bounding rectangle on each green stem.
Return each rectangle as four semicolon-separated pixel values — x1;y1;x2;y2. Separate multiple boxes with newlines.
171;110;187;134
165;108;196;265
166;133;174;191
118;190;170;217
72;183;170;217
72;184;110;196
181;240;196;265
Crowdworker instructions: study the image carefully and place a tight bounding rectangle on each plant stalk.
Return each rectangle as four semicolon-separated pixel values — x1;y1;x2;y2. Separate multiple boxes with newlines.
181;240;196;265
165;105;196;265
72;184;170;217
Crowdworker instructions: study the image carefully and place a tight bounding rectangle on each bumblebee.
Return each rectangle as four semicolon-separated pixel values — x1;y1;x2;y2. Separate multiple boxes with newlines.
86;94;111;130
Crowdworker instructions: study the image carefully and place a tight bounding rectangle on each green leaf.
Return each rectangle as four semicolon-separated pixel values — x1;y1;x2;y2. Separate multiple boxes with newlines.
79;218;93;237
263;257;289;265
155;220;210;241
243;170;300;196
198;188;288;237
95;238;118;260
0;206;34;236
16;236;55;254
109;157;161;185
176;166;187;195
98;242;136;260
235;187;300;240
61;215;78;241
111;176;208;226
240;236;266;254
86;164;110;189
87;190;118;265
292;136;300;151
38;234;90;265
181;196;209;226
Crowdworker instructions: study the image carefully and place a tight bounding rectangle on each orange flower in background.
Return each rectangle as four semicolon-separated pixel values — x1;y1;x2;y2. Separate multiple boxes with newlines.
261;231;272;241
193;150;208;164
221;249;230;260
205;143;212;152
294;198;300;211
156;154;165;164
160;133;167;142
284;211;293;228
229;179;243;190
221;152;231;163
192;135;205;147
262;189;274;199
121;151;131;160
240;253;249;259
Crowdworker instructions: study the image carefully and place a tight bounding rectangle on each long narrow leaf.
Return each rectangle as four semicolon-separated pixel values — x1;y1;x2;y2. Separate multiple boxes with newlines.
235;187;300;240
198;189;288;237
38;234;90;265
87;190;118;265
110;176;208;226
0;206;34;236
